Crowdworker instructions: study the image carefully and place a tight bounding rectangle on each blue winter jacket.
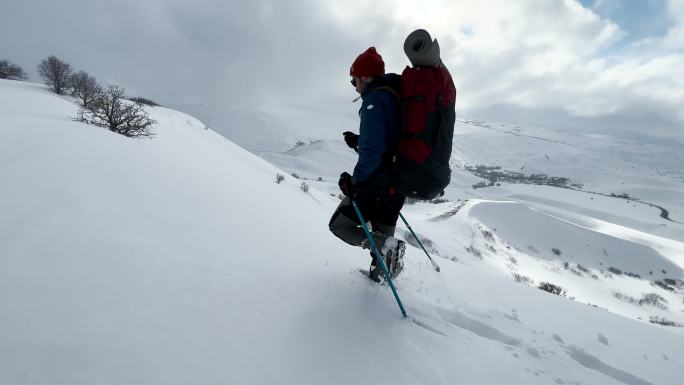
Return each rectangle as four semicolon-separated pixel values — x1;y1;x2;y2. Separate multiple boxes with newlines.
352;74;401;191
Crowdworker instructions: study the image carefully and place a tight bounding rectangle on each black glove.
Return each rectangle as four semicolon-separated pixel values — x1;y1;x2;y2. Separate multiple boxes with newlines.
343;131;359;151
338;172;356;196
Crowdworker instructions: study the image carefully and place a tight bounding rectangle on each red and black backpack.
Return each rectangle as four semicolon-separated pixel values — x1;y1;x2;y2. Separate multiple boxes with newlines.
393;66;456;200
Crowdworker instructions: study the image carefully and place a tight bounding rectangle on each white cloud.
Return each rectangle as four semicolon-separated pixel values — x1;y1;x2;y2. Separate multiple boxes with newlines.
1;0;681;132
663;0;684;48
324;0;683;131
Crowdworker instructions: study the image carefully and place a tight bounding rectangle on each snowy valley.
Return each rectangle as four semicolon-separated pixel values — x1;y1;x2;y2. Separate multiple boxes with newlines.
2;78;684;385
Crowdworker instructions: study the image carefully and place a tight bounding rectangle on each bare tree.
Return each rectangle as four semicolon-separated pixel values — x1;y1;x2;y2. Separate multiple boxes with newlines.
37;55;72;94
70;70;100;108
77;85;156;138
0;59;28;80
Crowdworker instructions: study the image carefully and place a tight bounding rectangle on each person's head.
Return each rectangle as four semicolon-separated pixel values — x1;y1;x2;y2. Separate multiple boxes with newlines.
349;47;385;94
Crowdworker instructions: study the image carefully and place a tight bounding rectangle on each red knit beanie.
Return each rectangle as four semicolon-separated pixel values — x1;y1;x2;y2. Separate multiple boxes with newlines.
350;47;385;78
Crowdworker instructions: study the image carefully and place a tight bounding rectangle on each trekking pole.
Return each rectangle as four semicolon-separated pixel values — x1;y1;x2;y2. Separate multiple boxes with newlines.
351;200;408;318
398;212;441;272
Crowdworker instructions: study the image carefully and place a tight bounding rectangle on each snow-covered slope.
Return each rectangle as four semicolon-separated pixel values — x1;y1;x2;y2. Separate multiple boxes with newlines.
175;99;358;153
252;108;684;327
2;79;684;385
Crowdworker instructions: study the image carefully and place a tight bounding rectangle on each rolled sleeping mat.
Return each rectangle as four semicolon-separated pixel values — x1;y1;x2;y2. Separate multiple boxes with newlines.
403;29;442;68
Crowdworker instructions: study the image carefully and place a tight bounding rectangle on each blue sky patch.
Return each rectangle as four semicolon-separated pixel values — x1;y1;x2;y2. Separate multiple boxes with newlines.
578;0;670;44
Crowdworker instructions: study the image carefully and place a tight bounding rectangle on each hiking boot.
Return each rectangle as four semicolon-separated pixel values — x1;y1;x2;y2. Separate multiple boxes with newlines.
368;251;391;283
363;232;405;280
381;236;405;279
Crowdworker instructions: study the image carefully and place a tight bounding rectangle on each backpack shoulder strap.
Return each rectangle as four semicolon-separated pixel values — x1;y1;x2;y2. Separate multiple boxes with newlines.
371;86;401;104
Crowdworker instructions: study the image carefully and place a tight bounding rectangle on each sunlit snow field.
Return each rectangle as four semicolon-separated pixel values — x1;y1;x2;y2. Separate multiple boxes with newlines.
2;79;683;385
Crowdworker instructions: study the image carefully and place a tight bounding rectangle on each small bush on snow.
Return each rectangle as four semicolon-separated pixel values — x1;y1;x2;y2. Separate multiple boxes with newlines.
300;182;310;193
653;280;675;292
275;174;284;184
481;229;494;241
129;97;160;107
649;317;683;327
538;282;566;296
639;293;668;310
613;291;638;304
465;245;482;259
0;59;28;80
513;273;533;285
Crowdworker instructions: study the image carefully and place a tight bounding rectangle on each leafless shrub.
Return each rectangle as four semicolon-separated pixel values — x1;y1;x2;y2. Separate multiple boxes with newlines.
0;59;28;80
69;70;100;108
275;174;284;184
613;291;638;304
513;273;533;285
38;55;73;94
77;85;156;138
639;293;668;310
472;181;489;189
649;317;682;327
482;229;494;241
300;182;310;193
653;280;675;292
538;282;566;296
129;97;160;107
465;245;482;259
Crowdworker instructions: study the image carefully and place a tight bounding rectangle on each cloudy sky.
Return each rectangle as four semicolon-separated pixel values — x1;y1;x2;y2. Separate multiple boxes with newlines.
2;0;683;135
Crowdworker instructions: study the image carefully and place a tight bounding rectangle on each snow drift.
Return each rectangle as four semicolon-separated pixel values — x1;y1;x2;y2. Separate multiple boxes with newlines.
2;79;683;385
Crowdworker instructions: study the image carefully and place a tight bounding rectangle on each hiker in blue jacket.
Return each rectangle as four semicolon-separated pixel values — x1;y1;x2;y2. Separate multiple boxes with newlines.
328;47;406;282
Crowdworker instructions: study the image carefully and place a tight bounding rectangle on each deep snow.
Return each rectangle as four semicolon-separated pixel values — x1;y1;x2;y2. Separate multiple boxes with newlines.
2;79;684;385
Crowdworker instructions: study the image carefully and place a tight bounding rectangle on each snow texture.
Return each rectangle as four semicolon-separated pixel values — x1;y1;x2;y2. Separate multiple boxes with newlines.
2;79;684;385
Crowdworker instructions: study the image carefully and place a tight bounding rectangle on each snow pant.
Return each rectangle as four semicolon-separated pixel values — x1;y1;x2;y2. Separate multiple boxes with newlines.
328;192;406;247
